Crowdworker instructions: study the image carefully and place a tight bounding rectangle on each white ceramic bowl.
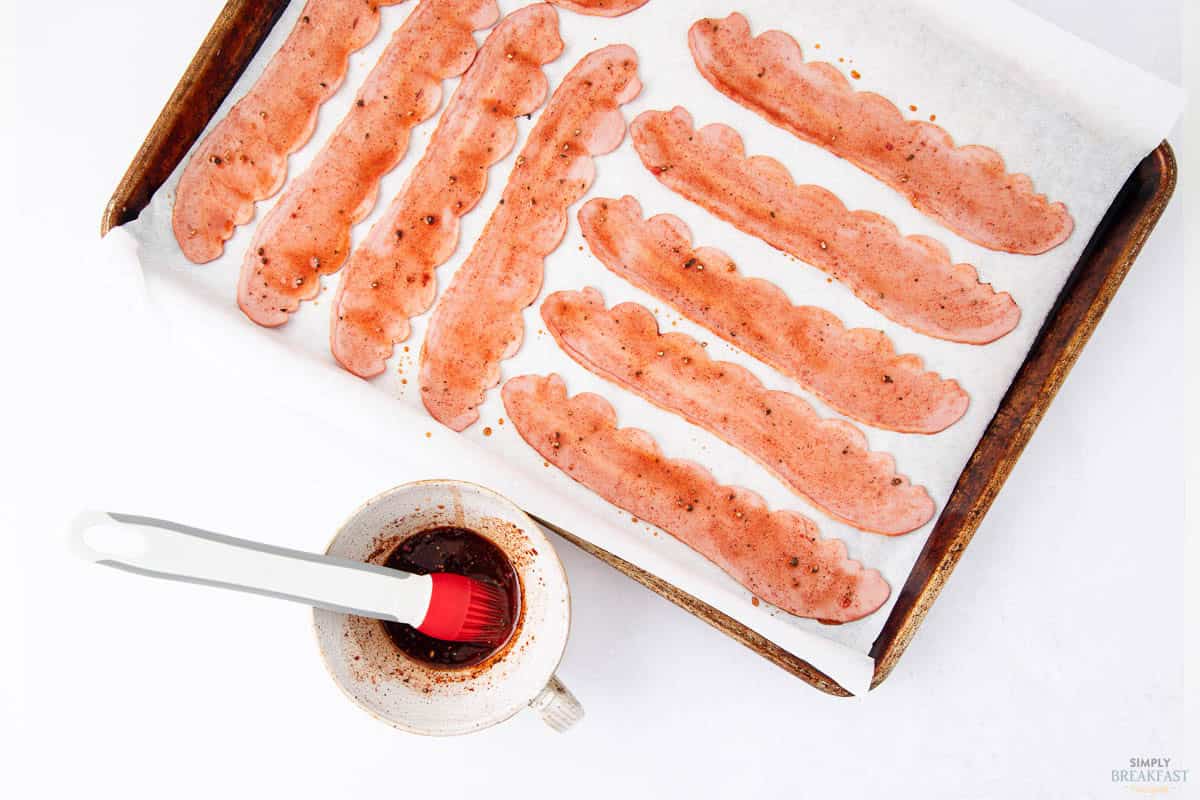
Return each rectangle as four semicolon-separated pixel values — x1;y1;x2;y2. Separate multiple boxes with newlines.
313;480;579;735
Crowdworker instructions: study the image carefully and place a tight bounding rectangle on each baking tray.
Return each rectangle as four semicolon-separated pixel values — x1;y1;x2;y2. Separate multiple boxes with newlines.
102;0;1178;696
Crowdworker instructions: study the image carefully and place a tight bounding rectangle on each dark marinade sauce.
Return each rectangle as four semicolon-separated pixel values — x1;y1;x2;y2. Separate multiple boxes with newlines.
382;526;520;668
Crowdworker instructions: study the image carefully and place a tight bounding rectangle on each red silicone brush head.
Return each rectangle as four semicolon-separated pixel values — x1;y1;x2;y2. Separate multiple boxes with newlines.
417;572;512;645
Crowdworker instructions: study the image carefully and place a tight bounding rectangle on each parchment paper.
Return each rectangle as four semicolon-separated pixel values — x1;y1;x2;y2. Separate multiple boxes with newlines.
119;0;1183;695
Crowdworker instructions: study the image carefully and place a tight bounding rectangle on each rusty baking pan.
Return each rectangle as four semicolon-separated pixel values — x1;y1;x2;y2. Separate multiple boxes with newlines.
102;0;1177;696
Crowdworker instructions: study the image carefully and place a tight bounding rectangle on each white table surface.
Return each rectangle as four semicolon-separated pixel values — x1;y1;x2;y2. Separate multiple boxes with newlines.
1;1;1193;797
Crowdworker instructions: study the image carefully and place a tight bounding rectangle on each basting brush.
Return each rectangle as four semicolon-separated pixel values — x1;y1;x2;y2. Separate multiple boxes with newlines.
69;511;511;644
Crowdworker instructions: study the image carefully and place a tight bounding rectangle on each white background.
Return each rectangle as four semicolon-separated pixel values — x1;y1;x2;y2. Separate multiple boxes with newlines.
1;1;1194;798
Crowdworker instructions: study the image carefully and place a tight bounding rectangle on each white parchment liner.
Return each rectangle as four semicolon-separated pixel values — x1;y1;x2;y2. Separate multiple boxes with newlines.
118;0;1183;694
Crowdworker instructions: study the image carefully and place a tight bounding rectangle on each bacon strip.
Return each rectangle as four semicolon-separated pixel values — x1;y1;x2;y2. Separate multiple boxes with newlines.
238;0;499;327
503;374;890;622
547;0;649;16
541;288;934;534
172;0;406;264
330;5;564;379
578;196;968;434
630;107;1021;345
689;13;1074;255
420;46;641;431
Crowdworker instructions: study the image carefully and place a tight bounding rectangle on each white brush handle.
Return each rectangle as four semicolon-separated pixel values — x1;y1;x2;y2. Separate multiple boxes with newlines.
69;511;432;624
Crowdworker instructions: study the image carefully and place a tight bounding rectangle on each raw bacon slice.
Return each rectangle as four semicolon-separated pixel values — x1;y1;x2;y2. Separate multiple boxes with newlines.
630;107;1021;345
547;0;649;16
330;4;564;379
578;196;968;434
502;374;890;622
420;45;641;431
238;0;499;327
172;0;406;264
689;13;1074;255
541;288;935;534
